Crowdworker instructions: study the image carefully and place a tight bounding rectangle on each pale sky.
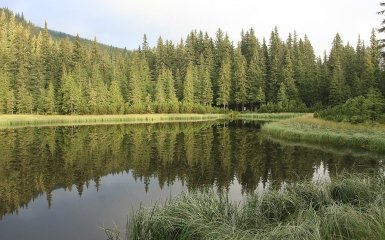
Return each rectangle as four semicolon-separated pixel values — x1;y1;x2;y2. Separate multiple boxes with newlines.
0;0;382;56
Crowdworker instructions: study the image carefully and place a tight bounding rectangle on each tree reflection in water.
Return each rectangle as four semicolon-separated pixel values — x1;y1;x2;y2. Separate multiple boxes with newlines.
0;120;382;218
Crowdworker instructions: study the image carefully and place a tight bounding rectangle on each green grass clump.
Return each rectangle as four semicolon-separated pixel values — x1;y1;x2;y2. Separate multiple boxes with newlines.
261;114;385;153
122;174;385;240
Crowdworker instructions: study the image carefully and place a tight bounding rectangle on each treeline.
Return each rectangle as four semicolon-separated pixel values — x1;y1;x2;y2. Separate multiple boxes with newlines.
314;2;385;123
0;8;384;114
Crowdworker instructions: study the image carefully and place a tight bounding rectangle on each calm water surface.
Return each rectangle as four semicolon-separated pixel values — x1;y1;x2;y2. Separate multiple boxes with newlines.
0;120;383;240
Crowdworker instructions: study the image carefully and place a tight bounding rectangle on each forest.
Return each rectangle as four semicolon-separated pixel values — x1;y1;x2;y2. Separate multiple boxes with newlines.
0;8;384;115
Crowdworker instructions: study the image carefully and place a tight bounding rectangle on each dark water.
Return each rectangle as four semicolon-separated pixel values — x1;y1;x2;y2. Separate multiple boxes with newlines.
0;120;383;240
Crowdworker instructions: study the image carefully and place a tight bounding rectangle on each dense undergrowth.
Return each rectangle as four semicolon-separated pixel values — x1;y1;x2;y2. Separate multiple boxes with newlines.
315;89;385;124
113;174;385;240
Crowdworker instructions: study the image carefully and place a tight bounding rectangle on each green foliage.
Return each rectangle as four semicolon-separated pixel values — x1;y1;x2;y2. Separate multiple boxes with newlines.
247;51;265;106
277;83;289;109
183;61;196;103
160;66;178;106
256;86;266;105
282;49;299;101
0;72;14;113
16;83;33;113
41;82;55;114
127;52;150;105
233;48;248;109
61;71;82;114
216;54;232;109
259;99;308;113
109;80;124;114
199;62;213;106
316;89;385;123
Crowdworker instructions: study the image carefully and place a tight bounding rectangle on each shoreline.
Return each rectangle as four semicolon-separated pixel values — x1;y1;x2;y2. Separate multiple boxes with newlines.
0;114;227;128
261;115;385;153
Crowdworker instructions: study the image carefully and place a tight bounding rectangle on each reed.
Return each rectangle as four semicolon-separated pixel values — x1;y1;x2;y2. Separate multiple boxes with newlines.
262;114;385;153
123;174;385;240
239;112;306;121
0;114;227;128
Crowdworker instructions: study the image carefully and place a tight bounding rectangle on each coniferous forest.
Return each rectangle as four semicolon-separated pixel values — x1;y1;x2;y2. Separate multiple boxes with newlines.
0;8;384;115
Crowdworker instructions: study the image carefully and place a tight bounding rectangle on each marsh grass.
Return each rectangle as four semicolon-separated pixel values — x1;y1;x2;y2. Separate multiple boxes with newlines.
0;114;226;128
239;112;306;121
124;174;385;240
262;114;385;153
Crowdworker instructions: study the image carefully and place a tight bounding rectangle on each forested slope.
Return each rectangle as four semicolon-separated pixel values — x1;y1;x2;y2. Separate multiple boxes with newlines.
0;8;384;115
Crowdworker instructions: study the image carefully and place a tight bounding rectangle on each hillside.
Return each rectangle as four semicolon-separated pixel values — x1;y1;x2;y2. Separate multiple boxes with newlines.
2;8;122;51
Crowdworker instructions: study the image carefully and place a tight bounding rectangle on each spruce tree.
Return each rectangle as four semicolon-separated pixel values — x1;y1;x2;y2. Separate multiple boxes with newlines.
277;83;289;111
370;29;380;88
282;49;299;101
328;34;350;106
0;72;11;113
329;60;347;105
201;65;213;106
164;67;178;104
297;36;317;107
174;68;183;101
216;54;232;109
267;27;284;102
109;80;124;114
378;7;385;97
378;2;385;52
42;82;55;114
41;22;54;87
361;50;375;94
233;48;248;110
195;54;213;105
5;90;15;114
256;86;266;107
247;51;264;109
128;53;145;105
183;61;196;103
154;65;166;105
71;34;83;68
16;82;33;113
94;70;109;114
61;71;82;114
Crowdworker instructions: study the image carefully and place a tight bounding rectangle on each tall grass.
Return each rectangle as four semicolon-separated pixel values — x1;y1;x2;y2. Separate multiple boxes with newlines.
0;114;227;128
123;174;385;240
262;114;385;153
239;112;306;121
0;113;305;128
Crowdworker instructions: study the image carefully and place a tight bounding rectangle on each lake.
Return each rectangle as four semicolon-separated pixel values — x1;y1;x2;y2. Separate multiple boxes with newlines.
0;120;383;240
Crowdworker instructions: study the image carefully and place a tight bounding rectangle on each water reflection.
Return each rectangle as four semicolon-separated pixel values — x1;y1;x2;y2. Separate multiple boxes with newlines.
0;120;383;220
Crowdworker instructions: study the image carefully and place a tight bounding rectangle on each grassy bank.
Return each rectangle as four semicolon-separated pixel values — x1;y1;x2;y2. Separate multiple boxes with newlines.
239;113;306;121
0;114;227;128
261;114;385;153
124;174;385;240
